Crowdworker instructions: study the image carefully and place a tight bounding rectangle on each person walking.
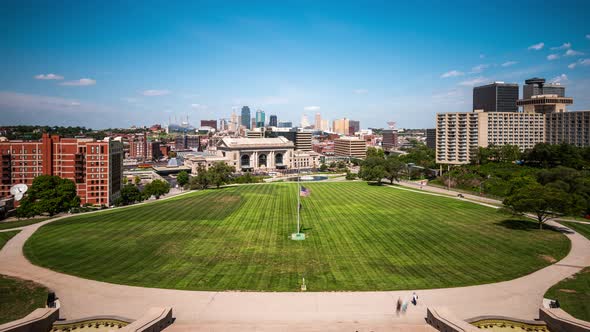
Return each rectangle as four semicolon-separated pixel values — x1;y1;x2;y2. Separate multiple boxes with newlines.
412;292;418;305
396;297;402;316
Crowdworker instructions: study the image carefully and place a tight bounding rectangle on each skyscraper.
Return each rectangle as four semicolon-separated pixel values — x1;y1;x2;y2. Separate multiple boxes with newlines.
269;115;278;127
314;113;322;130
333;118;349;135
229;110;238;132
473;82;519;113
348;120;360;135
256;109;265;128
523;77;565;99
241;106;251;129
301;114;310;128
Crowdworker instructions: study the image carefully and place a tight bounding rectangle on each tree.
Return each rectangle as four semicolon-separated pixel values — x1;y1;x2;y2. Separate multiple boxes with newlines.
190;165;210;189
384;156;406;184
176;171;189;188
359;156;386;184
345;171;357;180
115;184;145;206
319;163;328;172
134;175;141;185
17;175;80;217
503;183;582;229
209;162;235;188
143;179;170;199
366;147;385;158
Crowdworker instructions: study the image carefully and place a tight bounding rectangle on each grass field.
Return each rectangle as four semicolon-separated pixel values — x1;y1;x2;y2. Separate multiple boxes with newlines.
544;221;590;321
0;230;49;325
0;218;50;231
24;182;569;291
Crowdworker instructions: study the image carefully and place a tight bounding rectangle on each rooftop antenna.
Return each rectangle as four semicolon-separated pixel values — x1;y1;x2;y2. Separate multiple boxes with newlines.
387;121;397;130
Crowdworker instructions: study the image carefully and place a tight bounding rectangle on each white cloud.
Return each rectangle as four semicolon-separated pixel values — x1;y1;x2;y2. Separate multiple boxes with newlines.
34;73;64;80
191;103;208;110
501;61;518;67
565;49;584;56
550;74;568;83
60;78;96;86
0;91;108;113
568;58;590;69
470;64;489;74
550;42;571;50
528;42;544;50
142;89;170;96
458;77;487;86
440;70;464;78
353;88;368;94
303;106;320;111
547;54;559;60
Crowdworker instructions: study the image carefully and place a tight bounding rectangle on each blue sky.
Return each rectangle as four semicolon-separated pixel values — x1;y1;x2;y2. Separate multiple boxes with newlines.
1;1;589;129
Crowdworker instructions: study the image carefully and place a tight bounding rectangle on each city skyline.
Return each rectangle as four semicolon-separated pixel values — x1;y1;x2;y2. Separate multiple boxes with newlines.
1;1;590;129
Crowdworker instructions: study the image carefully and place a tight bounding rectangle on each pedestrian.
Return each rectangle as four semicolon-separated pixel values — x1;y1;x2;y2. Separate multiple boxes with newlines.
401;300;408;313
396;297;402;315
412;292;418;305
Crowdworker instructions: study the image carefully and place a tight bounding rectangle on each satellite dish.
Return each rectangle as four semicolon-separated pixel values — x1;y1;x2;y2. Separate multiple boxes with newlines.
10;184;28;201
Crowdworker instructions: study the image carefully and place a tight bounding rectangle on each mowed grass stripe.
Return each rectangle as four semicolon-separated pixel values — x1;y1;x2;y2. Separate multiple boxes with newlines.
24;182;569;291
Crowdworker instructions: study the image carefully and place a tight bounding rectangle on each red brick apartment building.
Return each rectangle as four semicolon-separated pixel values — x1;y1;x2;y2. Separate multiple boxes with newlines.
1;133;123;206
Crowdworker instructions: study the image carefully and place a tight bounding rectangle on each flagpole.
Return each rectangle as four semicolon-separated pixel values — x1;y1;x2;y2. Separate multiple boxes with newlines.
297;160;300;234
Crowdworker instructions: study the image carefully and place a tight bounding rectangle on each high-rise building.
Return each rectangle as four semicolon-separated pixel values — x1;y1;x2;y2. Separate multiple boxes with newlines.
175;134;201;150
314;113;322;130
128;133;161;161
0;133;123;206
348;120;360;135
436;79;587;165
523;77;565;99
229;111;238;132
382;129;399;151
425;128;436;149
333;118;350;135
321;119;329;132
251;118;257;130
278;121;293;128
269;115;278;127
255;109;266;128
473;82;519;113
273;129;312;151
200;120;217;130
241;106;251;129
334;137;367;159
301;114;310;128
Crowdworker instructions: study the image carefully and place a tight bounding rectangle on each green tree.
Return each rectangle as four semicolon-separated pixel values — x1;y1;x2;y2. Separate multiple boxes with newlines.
384;156;406;184
366;147;385;158
319;163;328;172
115;184;145;206
345;171;357;180
176;171;189;188
359;156;386;184
143;179;170;199
17;175;80;217
134;175;141;185
190;166;210;189
209;162;235;188
503;183;582;229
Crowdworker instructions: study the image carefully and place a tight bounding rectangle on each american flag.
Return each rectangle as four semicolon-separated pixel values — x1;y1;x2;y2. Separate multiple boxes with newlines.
300;186;310;197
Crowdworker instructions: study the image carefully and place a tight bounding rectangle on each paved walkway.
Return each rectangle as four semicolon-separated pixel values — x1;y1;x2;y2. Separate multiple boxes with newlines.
0;185;589;331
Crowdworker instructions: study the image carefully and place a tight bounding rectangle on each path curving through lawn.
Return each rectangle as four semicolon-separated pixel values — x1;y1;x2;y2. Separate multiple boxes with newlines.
0;183;589;331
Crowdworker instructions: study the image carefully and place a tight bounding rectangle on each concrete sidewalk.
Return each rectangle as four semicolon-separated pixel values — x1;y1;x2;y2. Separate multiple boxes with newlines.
0;187;589;330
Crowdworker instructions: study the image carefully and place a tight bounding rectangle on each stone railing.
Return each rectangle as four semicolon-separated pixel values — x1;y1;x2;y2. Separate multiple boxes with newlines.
119;307;174;332
426;307;479;332
539;307;590;332
0;308;59;332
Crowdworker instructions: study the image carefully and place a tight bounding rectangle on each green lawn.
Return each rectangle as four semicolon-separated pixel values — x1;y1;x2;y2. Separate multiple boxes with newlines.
0;231;19;249
24;182;569;291
544;221;590;322
0;218;50;231
0;230;49;325
545;267;590;322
